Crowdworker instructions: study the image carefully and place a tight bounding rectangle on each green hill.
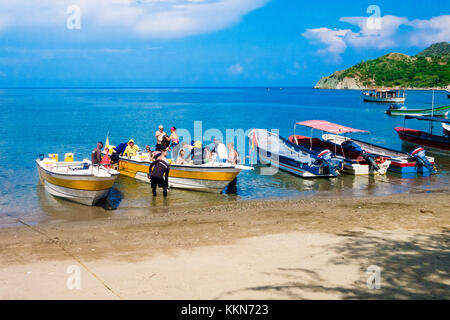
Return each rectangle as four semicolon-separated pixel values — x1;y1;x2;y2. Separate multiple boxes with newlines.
416;42;450;57
315;42;450;89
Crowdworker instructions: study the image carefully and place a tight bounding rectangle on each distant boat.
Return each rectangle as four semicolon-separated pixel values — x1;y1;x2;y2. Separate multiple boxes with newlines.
248;129;342;178
386;104;450;117
362;89;406;103
395;116;450;154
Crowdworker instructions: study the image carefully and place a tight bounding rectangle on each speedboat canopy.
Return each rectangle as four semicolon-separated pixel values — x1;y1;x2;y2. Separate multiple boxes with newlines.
296;120;369;134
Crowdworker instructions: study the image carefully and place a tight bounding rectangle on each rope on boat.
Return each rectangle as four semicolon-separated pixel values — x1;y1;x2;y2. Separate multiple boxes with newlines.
16;219;123;299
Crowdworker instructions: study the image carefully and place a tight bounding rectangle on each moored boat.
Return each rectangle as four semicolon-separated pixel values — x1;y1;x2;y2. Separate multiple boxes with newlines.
363;89;406;103
36;156;119;206
248;129;343;178
395;116;450;154
322;135;436;175
290;120;391;175
115;152;252;192
386;105;450;117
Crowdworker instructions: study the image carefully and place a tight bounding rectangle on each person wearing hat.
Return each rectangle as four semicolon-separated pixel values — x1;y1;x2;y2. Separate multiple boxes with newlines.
191;140;205;165
123;139;139;157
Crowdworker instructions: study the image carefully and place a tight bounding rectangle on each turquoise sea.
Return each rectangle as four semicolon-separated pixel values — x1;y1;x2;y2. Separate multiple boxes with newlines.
0;87;448;226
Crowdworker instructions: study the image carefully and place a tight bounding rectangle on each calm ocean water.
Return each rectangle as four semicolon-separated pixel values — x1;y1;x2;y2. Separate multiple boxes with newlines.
0;87;448;226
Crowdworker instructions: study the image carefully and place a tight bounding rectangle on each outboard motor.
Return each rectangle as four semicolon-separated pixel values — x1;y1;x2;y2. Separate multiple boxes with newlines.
409;147;435;174
315;149;340;176
341;140;381;172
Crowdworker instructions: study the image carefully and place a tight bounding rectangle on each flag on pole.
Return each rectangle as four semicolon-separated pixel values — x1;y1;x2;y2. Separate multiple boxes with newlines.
105;133;110;150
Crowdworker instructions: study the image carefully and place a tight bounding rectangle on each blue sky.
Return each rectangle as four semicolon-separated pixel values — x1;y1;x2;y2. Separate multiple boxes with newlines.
0;0;448;87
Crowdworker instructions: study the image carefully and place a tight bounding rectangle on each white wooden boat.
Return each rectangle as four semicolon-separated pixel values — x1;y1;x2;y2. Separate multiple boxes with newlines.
363;89;406;103
36;157;119;206
115;153;253;192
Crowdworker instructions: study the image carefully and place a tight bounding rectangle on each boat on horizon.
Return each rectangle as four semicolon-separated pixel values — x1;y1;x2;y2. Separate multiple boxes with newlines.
248;129;343;178
290;120;391;175
362;89;406;104
36;155;119;206
386;104;450;117
395;116;450;155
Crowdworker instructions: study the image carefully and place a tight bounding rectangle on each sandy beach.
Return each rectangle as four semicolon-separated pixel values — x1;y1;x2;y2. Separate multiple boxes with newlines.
0;191;449;300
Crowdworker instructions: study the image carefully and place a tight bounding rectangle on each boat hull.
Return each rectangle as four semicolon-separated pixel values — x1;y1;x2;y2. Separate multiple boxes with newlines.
341;160;390;175
36;162;118;206
117;156;245;192
387;105;450;117
257;150;334;178
289;135;390;176
322;134;435;175
251;129;341;178
443;123;450;136
363;94;405;103
395;127;450;154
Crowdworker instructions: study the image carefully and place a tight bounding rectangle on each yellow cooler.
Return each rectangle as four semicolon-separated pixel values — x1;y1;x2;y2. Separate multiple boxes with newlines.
64;153;74;162
48;153;58;162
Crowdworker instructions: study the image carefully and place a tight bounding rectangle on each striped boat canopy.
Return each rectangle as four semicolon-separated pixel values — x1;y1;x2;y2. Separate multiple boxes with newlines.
296;120;369;134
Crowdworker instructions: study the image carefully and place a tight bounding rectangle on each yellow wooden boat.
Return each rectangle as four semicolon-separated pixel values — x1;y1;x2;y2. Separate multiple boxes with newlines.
115;153;253;192
36;157;119;206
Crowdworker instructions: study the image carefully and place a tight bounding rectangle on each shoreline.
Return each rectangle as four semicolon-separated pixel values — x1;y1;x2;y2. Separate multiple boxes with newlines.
313;87;449;91
0;191;449;299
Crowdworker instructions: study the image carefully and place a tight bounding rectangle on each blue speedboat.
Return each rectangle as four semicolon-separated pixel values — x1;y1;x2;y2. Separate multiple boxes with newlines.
249;129;342;178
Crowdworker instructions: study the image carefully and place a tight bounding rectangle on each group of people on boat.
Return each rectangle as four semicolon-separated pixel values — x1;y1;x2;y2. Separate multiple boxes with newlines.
92;124;240;196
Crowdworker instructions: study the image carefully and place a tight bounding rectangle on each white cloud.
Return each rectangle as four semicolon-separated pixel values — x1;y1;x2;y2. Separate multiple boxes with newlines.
302;14;450;61
227;63;243;75
302;27;351;62
0;0;269;39
340;15;408;49
407;15;450;47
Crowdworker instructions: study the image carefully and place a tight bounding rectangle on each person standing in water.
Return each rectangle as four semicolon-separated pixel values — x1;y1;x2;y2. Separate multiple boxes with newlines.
155;125;167;151
91;141;103;164
148;148;170;196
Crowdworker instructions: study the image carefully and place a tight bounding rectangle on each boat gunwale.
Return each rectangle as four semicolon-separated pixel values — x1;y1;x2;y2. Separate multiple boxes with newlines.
117;155;245;171
36;159;120;179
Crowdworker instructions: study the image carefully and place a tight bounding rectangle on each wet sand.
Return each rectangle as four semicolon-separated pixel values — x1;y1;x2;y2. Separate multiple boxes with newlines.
0;191;449;299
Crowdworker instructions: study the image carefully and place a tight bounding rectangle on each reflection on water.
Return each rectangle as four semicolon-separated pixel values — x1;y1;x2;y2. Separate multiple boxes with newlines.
102;187;123;210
